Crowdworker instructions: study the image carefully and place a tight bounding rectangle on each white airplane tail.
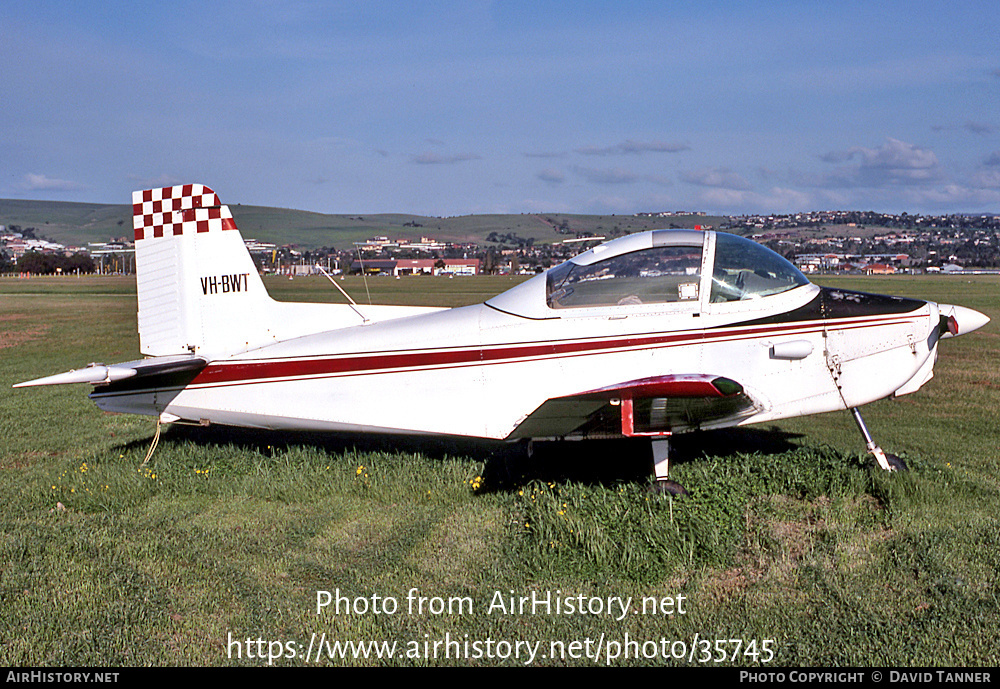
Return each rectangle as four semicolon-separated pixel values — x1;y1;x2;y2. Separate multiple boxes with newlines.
133;184;444;359
133;184;279;357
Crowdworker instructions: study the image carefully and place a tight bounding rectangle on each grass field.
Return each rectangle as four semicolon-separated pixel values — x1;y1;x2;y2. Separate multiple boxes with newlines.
1;273;998;666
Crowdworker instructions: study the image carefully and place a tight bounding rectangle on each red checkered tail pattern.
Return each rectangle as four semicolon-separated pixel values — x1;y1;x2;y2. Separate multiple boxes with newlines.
132;184;237;240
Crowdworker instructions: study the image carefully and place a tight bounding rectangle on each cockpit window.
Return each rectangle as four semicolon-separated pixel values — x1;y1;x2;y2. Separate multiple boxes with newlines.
547;245;703;309
710;233;809;303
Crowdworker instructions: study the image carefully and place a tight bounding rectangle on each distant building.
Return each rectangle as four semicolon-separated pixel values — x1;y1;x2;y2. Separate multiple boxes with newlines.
439;259;480;275
350;258;481;276
350;259;398;275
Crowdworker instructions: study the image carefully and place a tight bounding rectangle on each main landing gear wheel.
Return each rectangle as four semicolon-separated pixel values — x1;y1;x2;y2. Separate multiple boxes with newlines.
650;438;688;496
649;480;689;496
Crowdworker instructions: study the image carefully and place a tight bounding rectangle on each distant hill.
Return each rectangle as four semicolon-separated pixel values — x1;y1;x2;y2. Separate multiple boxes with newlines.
0;197;723;250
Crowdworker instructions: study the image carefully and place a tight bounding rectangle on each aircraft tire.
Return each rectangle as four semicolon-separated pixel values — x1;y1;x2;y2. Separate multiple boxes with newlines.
649;480;689;497
885;453;908;472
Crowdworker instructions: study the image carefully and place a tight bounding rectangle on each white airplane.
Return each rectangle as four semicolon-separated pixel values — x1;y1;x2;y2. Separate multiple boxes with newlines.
15;184;990;494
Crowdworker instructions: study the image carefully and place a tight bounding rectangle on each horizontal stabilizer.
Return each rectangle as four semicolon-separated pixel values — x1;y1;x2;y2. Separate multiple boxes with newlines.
14;355;207;388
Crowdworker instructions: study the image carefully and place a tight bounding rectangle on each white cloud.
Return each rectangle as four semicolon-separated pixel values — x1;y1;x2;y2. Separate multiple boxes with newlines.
523;151;567;159
971;168;1000;189
536;168;566;184
620;140;690;155
819;138;941;187
686;186;818;215
857;138;937;173
570;165;674;187
902;184;1000;208
22;173;86;192
573;166;640;184
576;139;691;156
680;167;751;190
575;140;690;156
697;187;752;208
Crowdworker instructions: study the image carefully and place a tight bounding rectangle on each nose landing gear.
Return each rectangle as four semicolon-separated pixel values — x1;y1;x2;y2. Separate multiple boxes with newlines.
850;407;907;472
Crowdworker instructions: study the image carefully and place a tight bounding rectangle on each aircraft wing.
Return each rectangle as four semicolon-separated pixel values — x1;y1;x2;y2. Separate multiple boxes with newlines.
507;374;759;440
13;354;208;388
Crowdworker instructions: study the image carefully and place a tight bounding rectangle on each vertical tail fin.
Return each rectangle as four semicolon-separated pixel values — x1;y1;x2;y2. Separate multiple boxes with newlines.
133;184;273;357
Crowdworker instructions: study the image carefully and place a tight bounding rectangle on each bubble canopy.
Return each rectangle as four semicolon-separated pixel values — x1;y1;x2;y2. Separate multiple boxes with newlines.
709;232;810;303
486;230;811;319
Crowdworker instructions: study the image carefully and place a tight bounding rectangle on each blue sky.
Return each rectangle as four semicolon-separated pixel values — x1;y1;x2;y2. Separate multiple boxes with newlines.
2;1;998;216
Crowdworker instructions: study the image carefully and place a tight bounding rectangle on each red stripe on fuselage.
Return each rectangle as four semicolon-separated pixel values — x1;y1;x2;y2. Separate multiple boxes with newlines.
181;313;920;389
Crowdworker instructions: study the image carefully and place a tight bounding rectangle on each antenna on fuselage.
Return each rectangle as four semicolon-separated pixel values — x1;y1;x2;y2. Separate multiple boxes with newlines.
315;263;370;324
353;242;373;307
